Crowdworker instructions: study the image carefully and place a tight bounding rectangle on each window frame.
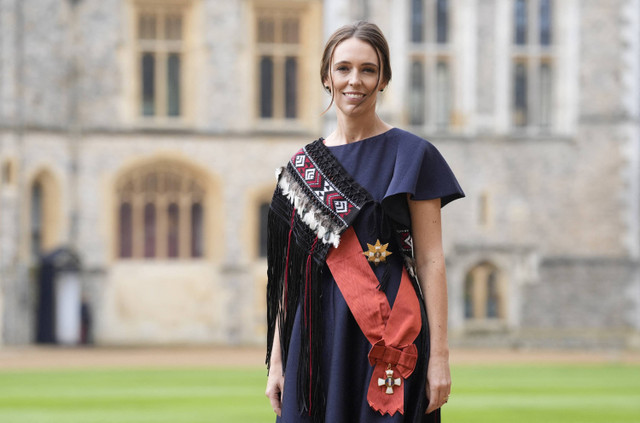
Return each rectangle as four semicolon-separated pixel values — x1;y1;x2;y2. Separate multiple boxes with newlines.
250;1;322;133
407;0;455;133
510;0;556;133
254;6;304;125
115;161;207;261
130;0;194;127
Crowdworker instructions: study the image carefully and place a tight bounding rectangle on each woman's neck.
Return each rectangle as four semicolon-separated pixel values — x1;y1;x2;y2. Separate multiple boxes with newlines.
325;113;393;146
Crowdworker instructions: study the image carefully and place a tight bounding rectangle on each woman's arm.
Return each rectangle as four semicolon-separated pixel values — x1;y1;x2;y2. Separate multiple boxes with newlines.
408;196;452;414
265;320;285;416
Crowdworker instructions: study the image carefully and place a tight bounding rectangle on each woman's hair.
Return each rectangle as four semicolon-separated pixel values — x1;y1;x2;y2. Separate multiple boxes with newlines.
320;21;392;110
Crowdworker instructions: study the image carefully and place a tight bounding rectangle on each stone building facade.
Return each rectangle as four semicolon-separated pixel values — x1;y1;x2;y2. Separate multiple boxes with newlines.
0;0;639;349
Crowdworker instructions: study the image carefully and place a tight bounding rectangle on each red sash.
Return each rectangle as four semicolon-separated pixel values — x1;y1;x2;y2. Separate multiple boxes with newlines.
326;227;422;416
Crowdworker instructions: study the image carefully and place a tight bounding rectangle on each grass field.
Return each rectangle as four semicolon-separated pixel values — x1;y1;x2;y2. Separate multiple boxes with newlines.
0;364;639;423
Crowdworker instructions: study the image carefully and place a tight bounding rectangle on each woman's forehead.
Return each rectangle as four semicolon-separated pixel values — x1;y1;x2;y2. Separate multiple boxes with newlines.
332;38;379;65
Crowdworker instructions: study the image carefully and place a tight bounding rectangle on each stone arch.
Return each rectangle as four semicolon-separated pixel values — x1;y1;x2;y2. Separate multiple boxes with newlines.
111;154;221;261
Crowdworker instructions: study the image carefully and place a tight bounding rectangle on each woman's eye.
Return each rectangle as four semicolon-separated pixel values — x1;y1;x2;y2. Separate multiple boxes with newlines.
336;66;349;72
363;68;376;73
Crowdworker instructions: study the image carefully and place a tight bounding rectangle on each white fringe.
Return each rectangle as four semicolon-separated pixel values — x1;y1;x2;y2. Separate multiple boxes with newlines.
277;169;342;248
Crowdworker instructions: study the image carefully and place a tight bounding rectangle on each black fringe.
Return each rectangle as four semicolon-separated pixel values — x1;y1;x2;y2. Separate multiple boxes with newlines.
266;190;291;373
266;186;329;423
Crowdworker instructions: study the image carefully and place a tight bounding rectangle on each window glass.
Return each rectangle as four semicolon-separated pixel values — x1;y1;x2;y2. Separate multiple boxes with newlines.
260;56;274;118
411;0;424;43
539;0;552;45
191;203;204;258
409;60;425;125
167;54;181;117
142;53;155;116
514;0;528;45
165;14;182;40
285;57;297;119
31;182;43;258
167;203;179;258
464;273;474;319
435;61;451;129
486;270;499;318
539;63;552;128
436;0;448;44
144;203;156;258
514;63;528;126
119;203;133;258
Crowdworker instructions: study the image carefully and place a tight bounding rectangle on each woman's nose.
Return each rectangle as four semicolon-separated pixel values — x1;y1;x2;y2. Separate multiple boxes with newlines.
348;70;361;85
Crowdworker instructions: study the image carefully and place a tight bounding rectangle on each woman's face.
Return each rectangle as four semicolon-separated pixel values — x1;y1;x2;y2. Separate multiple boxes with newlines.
326;37;386;117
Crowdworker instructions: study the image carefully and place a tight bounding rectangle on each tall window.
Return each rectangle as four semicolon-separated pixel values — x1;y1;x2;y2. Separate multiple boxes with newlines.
116;161;206;260
512;0;554;130
464;262;505;321
408;0;453;131
136;3;186;118
256;8;302;120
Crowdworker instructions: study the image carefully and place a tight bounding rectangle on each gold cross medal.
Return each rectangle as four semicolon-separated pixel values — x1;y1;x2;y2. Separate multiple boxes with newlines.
378;367;401;394
363;239;392;266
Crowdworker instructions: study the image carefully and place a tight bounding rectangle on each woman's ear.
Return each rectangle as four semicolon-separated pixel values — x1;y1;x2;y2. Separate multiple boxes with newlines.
323;79;332;93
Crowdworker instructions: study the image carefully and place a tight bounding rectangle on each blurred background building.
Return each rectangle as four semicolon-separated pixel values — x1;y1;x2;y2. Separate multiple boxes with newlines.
0;0;639;349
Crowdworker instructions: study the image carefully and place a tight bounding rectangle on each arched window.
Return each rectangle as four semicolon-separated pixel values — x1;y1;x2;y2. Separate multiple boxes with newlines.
464;262;505;320
116;160;207;260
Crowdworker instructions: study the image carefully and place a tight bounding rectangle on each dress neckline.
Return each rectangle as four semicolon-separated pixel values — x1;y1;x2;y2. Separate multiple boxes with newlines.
322;127;397;148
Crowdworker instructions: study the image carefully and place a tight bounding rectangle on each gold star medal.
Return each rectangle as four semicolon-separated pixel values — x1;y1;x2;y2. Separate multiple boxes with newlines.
363;239;392;266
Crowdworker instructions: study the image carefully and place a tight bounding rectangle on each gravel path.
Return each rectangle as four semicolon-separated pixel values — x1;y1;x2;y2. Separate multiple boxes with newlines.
0;346;638;371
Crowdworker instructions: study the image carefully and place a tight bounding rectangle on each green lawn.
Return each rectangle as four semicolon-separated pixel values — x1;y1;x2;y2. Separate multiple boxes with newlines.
0;364;638;422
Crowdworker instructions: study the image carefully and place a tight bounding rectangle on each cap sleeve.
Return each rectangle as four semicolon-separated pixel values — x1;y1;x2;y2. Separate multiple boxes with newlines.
382;134;464;226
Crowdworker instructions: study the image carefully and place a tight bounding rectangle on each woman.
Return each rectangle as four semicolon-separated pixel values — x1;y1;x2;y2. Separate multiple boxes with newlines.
265;21;464;423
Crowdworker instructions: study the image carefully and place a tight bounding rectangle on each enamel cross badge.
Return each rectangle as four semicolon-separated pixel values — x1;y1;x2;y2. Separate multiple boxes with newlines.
363;239;392;266
378;367;401;394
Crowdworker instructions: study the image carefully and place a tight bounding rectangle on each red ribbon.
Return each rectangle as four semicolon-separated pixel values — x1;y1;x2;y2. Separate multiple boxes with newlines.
326;227;422;416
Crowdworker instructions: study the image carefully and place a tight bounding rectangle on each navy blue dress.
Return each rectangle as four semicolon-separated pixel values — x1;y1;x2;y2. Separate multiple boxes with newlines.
277;128;464;423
